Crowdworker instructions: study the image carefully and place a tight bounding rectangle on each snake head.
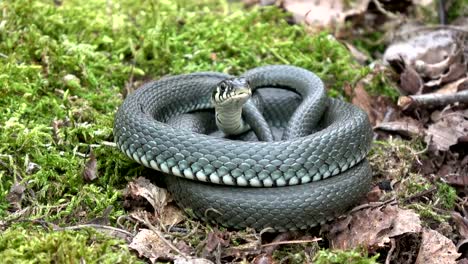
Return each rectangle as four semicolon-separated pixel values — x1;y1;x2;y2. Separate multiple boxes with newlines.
212;78;252;108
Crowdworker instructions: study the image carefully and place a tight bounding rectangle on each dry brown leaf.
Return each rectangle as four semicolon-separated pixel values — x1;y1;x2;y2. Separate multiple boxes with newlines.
366;186;383;202
375;117;424;138
452;212;468;239
252;254;274;264
328;204;422;250
351;82;381;125
437;77;468;94
425;111;468;151
130;229;213;264
129;229;174;262
384;29;458;70
439;63;467;85
444;174;468;187
415;228;461;264
6;182;26;211
123;177;185;225
201;230;230;259
83;150;98;182
352;83;373;116
400;66;424;95
160;203;185;226
125;177;170;214
283;0;370;26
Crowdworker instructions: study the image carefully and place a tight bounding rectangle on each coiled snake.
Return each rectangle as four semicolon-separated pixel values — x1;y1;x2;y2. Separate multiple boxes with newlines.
114;65;373;231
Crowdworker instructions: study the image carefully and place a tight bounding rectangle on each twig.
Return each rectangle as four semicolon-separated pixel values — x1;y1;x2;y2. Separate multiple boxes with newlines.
116;215;140;234
403;187;437;203
262;232;296;255
401;25;468;36
54;224;134;240
385;238;396;264
348;198;397;214
371;0;399;19
398;89;468;110
261;238;322;248
101;141;117;148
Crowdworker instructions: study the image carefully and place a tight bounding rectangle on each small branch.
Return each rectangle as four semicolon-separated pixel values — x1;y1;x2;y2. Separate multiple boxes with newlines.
385;238;396;264
261;238;322;248
398;89;468;110
348;198;398;214
371;0;399;19
54;224;134;240
403;187;437;204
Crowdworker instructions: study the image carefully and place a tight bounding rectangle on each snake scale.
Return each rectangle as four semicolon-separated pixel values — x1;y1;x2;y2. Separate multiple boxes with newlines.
114;65;373;231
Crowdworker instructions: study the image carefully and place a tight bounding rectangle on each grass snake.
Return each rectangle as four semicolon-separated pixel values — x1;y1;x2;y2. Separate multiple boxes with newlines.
114;65;373;231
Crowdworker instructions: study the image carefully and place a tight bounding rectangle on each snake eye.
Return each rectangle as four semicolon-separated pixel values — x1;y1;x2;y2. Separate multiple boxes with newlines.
219;82;227;93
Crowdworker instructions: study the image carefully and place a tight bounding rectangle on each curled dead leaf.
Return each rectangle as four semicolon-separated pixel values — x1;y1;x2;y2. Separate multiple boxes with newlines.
6;182;26;212
384;26;466;94
425;111;468;151
124;177;185;226
351;83;375;124
328;204;422;250
366;186;383;203
83;150;98;182
202;230;230;259
124;177;170;214
415;228;460;264
400;66;424;95
130;229;210;264
252;254;274;264
129;229;174;262
374;117;424;138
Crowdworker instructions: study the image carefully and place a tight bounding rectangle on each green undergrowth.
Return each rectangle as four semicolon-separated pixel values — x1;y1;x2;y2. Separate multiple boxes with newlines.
0;224;140;263
314;249;379;264
447;0;468;22
369;138;457;225
0;0;375;262
271;244;379;264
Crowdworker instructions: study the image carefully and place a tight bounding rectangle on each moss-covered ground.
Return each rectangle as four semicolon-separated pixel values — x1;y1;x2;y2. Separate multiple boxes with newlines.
0;0;459;263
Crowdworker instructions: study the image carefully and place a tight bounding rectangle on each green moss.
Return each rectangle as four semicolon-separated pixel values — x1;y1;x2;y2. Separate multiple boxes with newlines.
313;249;379;264
402;173;432;196
351;30;386;59
368;139;424;182
0;0;367;261
271;242;320;263
435;183;457;210
0;225;141;263
407;203;450;223
447;0;468;22
0;0;364;222
365;71;399;101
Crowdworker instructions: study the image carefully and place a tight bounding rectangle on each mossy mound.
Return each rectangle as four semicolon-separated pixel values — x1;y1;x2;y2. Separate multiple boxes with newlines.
0;0;371;262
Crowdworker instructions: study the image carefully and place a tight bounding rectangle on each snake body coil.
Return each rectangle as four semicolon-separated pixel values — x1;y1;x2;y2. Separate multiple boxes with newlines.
114;65;373;231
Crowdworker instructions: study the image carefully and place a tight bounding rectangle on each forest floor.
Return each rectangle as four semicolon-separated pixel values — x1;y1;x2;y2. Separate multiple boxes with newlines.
0;0;467;263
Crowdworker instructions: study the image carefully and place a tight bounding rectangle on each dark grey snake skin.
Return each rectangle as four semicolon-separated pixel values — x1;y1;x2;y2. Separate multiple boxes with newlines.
114;65;373;231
